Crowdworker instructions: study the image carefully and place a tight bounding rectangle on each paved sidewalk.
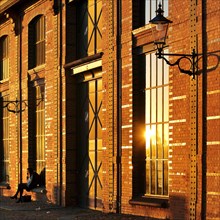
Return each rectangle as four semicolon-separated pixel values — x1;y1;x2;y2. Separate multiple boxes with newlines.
0;196;156;220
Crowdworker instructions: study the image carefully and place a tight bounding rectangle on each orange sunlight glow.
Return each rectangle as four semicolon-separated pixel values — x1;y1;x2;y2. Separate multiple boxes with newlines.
145;125;156;149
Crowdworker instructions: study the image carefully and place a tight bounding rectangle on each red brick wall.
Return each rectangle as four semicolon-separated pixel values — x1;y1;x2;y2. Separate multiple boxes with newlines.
127;0;219;219
0;0;219;219
0;0;62;204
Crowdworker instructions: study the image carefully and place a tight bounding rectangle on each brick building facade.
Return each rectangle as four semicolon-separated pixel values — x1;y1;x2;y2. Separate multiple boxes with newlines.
0;0;219;219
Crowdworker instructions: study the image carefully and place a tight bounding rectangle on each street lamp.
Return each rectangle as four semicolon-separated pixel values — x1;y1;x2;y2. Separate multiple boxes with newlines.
149;3;201;79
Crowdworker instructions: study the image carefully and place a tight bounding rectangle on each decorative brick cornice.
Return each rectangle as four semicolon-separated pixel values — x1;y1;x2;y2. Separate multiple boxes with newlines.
4;12;19;35
0;0;20;15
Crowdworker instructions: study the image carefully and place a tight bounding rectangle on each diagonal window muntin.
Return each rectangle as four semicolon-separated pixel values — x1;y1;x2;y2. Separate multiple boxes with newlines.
77;0;102;58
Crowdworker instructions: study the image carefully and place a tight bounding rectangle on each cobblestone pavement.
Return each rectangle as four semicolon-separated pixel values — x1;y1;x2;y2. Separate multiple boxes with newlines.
0;196;156;220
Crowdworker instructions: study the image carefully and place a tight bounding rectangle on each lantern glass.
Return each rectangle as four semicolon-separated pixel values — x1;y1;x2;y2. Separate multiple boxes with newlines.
149;3;172;50
151;22;169;49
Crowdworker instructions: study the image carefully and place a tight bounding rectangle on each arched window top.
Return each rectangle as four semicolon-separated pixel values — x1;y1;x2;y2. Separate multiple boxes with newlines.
29;14;45;24
0;35;8;40
0;35;9;80
0;35;9;59
28;15;45;69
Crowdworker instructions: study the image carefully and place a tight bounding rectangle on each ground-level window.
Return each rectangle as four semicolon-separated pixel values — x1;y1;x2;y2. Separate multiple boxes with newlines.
145;51;169;196
0;95;10;184
28;82;45;185
36;86;45;178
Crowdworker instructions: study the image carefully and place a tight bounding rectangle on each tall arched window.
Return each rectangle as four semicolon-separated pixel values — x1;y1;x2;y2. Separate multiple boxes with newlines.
132;0;170;202
145;51;169;196
28;15;45;69
144;0;169;197
28;83;45;186
36;85;45;182
0;35;9;81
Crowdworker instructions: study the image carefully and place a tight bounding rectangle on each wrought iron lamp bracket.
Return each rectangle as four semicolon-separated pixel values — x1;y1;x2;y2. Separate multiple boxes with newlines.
156;48;201;79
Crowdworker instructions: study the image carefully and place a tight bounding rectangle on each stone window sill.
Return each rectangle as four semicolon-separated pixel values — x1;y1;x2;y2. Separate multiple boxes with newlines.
28;64;46;75
129;195;169;208
64;52;103;69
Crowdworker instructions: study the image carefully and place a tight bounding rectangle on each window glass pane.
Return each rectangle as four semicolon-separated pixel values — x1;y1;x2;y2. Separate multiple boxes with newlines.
89;94;95;140
96;78;103;140
145;90;150;123
151;2;157;24
29;16;45;68
157;124;163;158
146;160;150;194
146;55;151;88
151;55;156;87
88;0;95;55
151;88;156;123
164;123;169;159
151;160;155;194
0;36;9;80
78;1;87;58
145;51;169;196
151;124;156;158
164;86;169;121
77;0;102;58
89;81;96;139
164;160;168;195
157;58;163;86
0;95;9;183
97;103;102;139
157;160;163;195
146;125;151;157
36;16;45;66
97;0;102;53
145;0;169;24
157;87;162;122
97;141;102;198
163;1;169;17
145;0;150;24
36;86;45;175
164;49;169;84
